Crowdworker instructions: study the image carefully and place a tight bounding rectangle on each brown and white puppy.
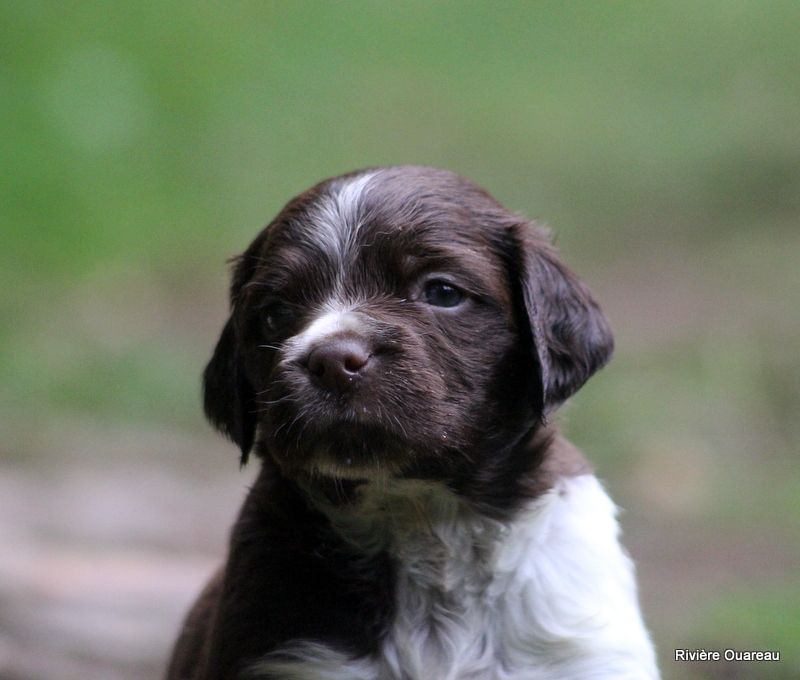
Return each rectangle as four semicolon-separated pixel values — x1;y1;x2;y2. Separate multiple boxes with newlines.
165;166;659;680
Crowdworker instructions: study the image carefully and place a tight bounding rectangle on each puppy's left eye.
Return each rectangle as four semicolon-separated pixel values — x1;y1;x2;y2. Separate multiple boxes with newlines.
422;280;465;308
262;303;295;334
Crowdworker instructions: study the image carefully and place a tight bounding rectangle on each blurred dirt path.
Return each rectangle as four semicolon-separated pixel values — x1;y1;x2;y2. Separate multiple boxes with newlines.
0;425;253;680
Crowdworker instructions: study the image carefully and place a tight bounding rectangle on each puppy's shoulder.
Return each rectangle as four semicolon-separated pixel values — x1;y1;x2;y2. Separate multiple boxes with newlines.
164;566;224;680
498;439;659;678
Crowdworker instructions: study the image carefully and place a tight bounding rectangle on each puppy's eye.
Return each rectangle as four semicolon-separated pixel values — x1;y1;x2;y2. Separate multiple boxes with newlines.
422;280;465;308
262;303;295;334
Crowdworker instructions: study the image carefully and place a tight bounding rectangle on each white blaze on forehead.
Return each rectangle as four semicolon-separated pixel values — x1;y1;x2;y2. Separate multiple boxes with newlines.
307;171;378;262
335;172;376;225
281;173;379;363
282;308;366;362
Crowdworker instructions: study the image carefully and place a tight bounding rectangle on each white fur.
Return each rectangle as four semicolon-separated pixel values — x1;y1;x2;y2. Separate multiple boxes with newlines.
305;171;378;267
251;474;659;679
281;308;365;363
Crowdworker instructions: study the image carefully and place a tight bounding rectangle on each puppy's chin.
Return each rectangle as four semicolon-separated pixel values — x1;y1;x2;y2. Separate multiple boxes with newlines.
266;421;412;482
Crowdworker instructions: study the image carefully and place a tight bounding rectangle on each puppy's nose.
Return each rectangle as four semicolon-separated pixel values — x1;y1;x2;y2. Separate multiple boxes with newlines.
306;338;372;392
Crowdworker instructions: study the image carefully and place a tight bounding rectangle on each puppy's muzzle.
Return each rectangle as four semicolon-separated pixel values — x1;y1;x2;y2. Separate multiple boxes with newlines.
304;335;373;394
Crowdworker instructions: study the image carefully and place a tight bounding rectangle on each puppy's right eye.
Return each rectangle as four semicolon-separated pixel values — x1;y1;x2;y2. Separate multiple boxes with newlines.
262;303;295;335
422;280;465;308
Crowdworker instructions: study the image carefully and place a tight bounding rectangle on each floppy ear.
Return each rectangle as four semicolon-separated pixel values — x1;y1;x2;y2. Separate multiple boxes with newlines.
203;230;273;464
512;223;614;415
203;315;257;465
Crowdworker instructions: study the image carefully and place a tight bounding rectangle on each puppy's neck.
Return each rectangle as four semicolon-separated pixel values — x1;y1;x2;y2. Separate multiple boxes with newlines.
295;425;589;558
451;423;592;518
306;476;507;602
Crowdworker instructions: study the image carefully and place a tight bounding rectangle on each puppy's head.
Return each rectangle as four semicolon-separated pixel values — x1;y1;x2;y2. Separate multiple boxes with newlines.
203;166;612;494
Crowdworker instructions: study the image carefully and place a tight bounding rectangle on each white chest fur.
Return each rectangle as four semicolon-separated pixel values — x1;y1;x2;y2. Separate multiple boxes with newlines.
252;474;659;680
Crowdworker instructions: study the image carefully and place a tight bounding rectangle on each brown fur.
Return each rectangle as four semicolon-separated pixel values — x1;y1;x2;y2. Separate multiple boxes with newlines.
165;166;613;679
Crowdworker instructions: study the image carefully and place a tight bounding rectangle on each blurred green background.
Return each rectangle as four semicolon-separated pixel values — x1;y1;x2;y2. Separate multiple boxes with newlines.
1;2;798;679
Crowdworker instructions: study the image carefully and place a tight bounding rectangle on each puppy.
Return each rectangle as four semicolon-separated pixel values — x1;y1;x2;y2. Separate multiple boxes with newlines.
165;166;659;680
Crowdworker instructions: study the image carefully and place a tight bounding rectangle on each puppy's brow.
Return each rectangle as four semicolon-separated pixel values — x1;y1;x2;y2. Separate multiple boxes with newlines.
303;171;379;265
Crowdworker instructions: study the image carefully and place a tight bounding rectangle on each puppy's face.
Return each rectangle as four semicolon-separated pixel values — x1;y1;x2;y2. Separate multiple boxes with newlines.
204;167;612;495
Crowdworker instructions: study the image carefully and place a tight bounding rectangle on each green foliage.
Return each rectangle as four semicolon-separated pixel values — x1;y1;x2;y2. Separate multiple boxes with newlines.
3;1;799;282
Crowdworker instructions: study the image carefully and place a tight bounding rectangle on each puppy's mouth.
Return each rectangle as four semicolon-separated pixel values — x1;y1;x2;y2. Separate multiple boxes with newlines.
303;422;409;479
263;398;414;480
259;342;449;480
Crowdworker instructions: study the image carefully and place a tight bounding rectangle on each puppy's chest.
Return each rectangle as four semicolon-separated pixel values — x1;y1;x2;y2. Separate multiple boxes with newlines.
378;526;515;680
257;494;548;680
355;485;527;678
251;477;659;680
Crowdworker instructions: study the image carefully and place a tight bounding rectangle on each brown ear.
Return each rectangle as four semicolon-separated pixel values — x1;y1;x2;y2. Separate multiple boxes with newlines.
202;236;269;465
512;223;614;414
202;315;256;465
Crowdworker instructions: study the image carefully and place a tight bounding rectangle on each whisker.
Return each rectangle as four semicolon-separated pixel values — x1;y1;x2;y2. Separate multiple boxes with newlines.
255;396;300;406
